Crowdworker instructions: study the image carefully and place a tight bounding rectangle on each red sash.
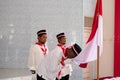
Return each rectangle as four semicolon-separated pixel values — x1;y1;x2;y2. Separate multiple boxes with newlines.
57;44;67;79
35;42;47;55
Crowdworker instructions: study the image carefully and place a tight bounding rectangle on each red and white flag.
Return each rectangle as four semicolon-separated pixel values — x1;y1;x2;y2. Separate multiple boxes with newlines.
74;0;103;68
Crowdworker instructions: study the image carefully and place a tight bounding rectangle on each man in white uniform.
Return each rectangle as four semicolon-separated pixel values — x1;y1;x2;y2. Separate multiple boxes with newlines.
37;43;82;80
28;29;48;75
55;32;72;80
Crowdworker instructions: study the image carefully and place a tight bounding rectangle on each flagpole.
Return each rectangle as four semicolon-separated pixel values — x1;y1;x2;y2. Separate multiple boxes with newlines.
97;46;100;80
97;0;100;80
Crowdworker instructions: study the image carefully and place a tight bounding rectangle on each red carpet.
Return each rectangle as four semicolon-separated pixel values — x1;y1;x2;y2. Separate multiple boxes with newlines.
94;76;113;80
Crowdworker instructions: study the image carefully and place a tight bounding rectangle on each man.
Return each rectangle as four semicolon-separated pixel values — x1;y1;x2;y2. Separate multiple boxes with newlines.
37;42;82;80
28;29;49;74
55;33;72;80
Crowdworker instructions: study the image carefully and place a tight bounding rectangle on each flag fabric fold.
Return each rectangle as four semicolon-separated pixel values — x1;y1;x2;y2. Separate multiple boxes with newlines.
74;0;103;68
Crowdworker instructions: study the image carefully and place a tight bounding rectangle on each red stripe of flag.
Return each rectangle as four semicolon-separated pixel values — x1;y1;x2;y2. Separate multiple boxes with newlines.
74;0;103;68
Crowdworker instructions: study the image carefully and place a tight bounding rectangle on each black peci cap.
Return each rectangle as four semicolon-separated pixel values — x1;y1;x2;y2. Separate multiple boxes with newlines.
56;32;65;39
71;43;82;57
37;29;46;36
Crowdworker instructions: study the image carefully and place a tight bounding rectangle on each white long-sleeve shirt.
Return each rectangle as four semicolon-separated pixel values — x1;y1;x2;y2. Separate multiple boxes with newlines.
37;46;72;80
60;59;72;78
28;43;48;71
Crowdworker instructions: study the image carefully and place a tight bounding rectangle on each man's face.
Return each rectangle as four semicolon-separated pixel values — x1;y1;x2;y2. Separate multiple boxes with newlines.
58;37;66;45
65;48;76;58
38;34;47;44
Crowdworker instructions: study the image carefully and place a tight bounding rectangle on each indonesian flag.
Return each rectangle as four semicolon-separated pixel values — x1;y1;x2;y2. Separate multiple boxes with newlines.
74;0;103;68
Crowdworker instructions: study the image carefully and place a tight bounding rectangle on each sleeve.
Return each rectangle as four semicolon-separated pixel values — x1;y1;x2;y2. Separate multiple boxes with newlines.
28;45;36;70
45;46;49;56
60;59;73;77
64;59;72;64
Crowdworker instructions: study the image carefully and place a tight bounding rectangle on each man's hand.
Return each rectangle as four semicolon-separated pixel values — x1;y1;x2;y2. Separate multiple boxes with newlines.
30;70;36;74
